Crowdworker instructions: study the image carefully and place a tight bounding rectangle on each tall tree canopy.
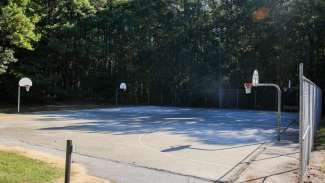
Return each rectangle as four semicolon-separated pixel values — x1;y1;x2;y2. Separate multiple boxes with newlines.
0;0;324;108
0;0;41;74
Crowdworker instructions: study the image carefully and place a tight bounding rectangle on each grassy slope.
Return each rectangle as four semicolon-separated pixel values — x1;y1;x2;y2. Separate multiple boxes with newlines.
0;151;62;183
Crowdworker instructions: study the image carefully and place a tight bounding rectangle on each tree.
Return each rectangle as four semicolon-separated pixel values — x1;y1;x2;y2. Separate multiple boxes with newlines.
0;0;324;107
0;0;40;74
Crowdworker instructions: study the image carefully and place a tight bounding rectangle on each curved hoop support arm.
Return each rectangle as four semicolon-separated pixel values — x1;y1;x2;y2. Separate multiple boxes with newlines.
254;83;282;141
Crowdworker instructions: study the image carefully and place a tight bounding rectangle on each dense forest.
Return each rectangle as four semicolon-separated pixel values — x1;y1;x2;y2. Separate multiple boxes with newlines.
0;0;324;109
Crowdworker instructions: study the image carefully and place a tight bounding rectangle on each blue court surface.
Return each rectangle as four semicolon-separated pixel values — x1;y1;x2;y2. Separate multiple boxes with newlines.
39;106;299;144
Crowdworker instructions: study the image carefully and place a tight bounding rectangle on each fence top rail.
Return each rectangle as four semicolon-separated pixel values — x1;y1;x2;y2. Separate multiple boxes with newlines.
302;76;321;90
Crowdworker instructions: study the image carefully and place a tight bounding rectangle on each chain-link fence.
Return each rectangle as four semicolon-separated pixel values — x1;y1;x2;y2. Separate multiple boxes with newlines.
221;88;285;110
299;63;323;183
139;87;298;111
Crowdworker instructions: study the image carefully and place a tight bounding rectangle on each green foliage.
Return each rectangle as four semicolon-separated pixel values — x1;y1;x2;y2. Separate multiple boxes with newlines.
0;47;16;74
72;0;96;17
0;0;324;106
0;0;40;50
0;0;41;74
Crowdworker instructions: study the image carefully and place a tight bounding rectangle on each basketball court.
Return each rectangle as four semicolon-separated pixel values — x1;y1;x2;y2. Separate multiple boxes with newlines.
0;106;299;182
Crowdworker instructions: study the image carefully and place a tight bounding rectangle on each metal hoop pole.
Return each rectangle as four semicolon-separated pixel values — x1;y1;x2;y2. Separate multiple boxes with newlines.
255;83;282;141
17;86;20;113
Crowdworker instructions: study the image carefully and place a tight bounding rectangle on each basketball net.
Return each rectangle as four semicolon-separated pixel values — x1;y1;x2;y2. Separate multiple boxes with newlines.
244;83;252;94
25;86;30;92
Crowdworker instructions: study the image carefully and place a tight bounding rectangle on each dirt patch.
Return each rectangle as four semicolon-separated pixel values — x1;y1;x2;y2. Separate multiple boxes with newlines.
236;143;299;183
305;150;325;183
0;145;113;183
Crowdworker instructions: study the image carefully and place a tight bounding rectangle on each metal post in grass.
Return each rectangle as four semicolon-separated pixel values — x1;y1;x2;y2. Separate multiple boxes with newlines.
65;140;73;183
244;70;282;141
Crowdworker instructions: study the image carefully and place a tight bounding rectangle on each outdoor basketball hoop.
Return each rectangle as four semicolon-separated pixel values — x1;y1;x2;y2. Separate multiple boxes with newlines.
18;77;32;113
244;70;258;94
19;77;32;91
116;82;127;105
252;70;259;86
244;69;282;141
25;85;31;92
119;82;127;91
244;83;253;94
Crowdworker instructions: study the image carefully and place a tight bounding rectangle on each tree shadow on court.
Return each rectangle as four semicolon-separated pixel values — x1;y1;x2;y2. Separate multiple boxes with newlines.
37;107;299;145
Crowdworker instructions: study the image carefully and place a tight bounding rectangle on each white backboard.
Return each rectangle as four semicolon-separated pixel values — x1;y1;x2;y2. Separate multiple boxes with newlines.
252;70;259;86
120;82;127;90
19;77;32;87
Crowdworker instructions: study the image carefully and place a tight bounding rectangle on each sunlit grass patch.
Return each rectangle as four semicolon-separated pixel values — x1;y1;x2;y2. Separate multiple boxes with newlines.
0;151;62;183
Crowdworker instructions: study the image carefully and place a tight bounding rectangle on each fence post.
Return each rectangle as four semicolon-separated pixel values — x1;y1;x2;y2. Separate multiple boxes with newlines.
254;91;257;109
219;88;223;108
115;88;118;105
147;89;150;105
299;63;303;183
160;93;163;105
65;140;73;183
236;89;239;108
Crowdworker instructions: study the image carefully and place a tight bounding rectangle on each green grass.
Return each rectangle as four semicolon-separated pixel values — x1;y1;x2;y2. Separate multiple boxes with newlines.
0;151;63;183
